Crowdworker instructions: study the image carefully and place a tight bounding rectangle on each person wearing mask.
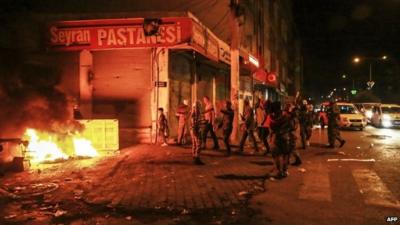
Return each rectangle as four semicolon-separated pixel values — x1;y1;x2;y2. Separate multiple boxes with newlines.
190;101;204;165
304;104;315;147
157;107;169;147
176;99;189;145
327;102;346;148
239;98;258;153
256;99;270;154
298;99;309;149
219;100;234;156
270;101;297;178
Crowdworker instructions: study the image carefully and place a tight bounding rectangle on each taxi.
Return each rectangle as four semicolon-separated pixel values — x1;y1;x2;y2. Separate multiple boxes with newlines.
336;102;367;130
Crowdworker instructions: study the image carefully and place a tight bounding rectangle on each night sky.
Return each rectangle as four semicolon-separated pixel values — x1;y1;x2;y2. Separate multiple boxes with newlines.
293;0;400;102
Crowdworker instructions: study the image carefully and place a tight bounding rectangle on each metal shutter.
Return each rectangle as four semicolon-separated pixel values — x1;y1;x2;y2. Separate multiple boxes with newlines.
92;49;151;129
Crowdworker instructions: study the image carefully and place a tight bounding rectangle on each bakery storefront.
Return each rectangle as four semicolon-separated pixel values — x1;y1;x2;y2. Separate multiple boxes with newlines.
48;13;231;147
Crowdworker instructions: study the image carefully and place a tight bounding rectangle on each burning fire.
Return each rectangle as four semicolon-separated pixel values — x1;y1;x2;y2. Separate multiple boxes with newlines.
24;128;98;164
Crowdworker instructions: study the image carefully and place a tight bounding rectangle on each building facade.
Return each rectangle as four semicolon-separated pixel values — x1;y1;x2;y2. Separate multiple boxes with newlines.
0;0;302;147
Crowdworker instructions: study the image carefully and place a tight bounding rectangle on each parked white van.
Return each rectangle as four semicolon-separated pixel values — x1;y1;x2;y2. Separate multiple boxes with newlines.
370;104;400;128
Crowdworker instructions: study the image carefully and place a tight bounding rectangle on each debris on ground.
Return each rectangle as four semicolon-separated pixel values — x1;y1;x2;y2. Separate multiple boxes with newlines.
54;209;67;217
181;209;190;215
356;146;361;149
125;216;132;220
73;189;84;200
337;151;346;155
298;168;306;173
238;191;250;197
0;187;20;199
4;214;17;220
253;185;264;192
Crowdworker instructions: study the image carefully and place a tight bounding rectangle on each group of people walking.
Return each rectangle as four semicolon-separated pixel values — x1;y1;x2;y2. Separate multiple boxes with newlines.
157;94;346;178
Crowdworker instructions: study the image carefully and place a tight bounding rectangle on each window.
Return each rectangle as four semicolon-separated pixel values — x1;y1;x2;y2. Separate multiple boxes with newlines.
339;105;358;114
381;107;400;114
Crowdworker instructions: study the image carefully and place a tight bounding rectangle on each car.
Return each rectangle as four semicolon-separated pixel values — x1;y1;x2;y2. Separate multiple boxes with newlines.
354;102;380;123
336;102;367;130
370;104;400;128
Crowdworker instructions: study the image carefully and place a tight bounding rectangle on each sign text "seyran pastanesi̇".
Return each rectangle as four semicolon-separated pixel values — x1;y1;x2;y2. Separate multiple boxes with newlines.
48;18;192;51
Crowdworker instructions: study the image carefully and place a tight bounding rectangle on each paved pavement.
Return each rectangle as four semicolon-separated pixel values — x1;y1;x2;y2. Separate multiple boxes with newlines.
0;139;273;224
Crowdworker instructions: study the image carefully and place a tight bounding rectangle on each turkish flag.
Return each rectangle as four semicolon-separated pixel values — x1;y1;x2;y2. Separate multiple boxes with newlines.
253;68;268;82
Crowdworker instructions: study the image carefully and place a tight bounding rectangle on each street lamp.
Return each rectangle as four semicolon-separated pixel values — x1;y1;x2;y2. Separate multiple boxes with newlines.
352;55;388;90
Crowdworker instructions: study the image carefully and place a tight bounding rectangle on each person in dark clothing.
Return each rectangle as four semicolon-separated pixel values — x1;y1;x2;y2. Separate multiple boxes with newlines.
288;94;302;166
201;96;219;150
298;100;314;149
239;98;258;153
255;99;270;154
327;102;346;148
219;100;234;156
304;104;314;144
158;108;169;146
176;100;189;145
270;101;297;178
190;101;204;165
298;100;308;149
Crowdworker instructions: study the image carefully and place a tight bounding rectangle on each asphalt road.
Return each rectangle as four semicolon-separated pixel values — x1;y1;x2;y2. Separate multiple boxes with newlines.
250;125;400;225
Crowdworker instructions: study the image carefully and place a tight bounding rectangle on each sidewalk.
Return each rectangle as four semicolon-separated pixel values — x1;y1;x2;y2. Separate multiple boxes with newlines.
0;142;273;224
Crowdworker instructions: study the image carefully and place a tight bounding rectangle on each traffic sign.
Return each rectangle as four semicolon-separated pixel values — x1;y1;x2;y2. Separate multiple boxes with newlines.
367;81;375;89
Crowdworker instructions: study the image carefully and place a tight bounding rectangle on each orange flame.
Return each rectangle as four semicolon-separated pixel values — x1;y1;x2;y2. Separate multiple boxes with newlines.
24;128;98;164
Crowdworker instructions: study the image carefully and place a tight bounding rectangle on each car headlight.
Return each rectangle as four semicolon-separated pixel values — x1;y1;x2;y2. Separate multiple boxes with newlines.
382;114;391;120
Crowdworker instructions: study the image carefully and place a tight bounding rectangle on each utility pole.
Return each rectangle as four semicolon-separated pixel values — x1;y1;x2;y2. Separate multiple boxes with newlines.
229;0;240;143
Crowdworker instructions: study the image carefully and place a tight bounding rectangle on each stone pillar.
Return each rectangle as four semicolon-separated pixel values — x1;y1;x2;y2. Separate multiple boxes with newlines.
151;48;169;143
79;50;93;118
230;0;241;143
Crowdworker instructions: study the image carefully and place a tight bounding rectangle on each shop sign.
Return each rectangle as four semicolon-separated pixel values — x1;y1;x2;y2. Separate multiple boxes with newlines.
218;40;231;64
249;54;259;68
154;81;167;87
49;17;193;51
191;21;219;61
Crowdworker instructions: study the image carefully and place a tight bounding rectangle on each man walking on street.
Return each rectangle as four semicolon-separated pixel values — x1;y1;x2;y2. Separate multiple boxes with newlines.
299;100;314;149
220;100;234;156
269;101;296;178
157;107;169;147
256;99;270;154
176;99;189;145
239;98;258;153
190;101;204;165
327;102;346;148
201;96;219;150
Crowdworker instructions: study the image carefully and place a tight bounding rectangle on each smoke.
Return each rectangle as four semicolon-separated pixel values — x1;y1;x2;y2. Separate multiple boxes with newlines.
0;51;81;139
